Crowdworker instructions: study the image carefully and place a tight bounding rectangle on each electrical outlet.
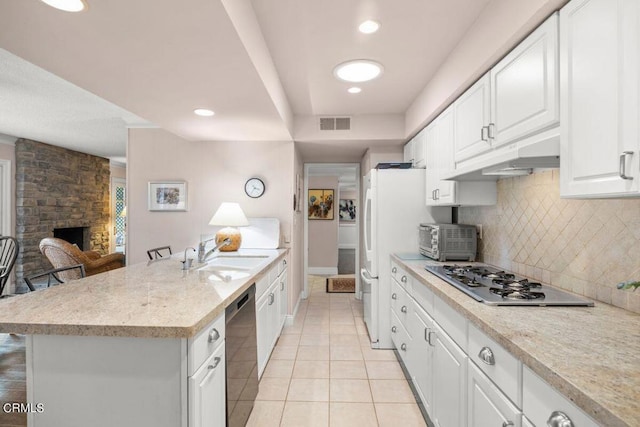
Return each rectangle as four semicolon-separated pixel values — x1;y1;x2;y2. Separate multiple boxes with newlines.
476;224;483;240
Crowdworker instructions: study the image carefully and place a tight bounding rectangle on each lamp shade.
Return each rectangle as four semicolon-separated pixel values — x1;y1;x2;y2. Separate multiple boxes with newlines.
209;202;250;227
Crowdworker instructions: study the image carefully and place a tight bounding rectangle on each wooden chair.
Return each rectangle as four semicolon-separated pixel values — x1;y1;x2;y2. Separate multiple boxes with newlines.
39;237;124;281
147;246;172;260
0;236;19;297
24;264;86;291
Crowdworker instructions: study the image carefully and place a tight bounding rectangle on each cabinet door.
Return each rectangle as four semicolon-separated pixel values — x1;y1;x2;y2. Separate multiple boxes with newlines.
432;322;467;427
490;14;559;148
278;270;288;331
267;282;280;351
454;73;492;163
425;121;440;206
560;0;640;197
467;362;521;427
189;343;226;427
414;128;427;168
409;302;434;415
256;291;271;377
404;139;415;165
435;107;456;205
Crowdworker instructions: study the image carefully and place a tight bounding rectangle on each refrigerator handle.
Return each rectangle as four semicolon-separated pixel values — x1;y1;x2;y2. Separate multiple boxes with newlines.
360;268;373;284
363;188;372;254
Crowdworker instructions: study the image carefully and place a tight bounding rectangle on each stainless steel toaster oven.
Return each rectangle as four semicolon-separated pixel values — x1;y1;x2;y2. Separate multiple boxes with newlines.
419;223;477;261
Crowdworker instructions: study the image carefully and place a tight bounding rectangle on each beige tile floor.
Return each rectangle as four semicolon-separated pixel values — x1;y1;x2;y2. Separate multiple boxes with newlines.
247;276;426;427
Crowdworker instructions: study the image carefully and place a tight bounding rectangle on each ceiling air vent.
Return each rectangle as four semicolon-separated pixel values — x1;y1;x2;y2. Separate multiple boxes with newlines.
319;117;351;131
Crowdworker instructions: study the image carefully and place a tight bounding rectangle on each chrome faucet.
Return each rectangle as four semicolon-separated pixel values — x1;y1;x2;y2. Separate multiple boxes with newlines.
182;247;196;270
197;237;232;263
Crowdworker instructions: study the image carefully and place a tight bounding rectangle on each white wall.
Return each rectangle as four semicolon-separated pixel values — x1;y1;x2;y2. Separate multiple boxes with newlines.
127;128;294;265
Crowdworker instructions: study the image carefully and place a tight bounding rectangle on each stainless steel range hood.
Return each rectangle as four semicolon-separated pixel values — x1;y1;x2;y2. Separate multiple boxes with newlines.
442;127;560;181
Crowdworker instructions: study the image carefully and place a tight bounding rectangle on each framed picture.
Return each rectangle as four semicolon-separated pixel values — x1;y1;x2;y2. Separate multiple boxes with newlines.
308;189;334;220
339;199;356;222
148;181;188;211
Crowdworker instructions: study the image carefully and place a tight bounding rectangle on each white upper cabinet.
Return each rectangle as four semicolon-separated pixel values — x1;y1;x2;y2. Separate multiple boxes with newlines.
426;106;457;206
490;13;559;148
403;139;414;166
560;0;640;197
454;73;492;163
404;130;427;168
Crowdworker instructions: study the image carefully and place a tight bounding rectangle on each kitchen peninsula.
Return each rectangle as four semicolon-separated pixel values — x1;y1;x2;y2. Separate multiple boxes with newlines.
391;255;640;427
0;248;288;427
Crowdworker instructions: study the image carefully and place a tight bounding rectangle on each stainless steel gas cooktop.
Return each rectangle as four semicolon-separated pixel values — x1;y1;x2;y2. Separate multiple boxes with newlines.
425;264;594;306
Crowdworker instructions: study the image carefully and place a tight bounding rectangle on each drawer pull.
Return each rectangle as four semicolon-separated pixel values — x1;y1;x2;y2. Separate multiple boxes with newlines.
203;357;222;383
424;327;429;343
427;331;436;346
268;293;275;305
208;328;221;343
391;326;397;333
391;267;397;274
280;281;285;291
392;293;397;300
400;343;407;351
502;422;514;427
400;305;407;313
283;259;287;266
478;346;495;365
401;275;408;283
547;411;574;427
619;151;634;180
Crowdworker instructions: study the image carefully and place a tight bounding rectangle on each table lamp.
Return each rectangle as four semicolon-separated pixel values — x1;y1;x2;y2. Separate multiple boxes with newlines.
209;202;249;251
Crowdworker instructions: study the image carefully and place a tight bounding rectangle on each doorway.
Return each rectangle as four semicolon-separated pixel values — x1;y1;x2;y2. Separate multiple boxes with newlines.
0;159;10;237
303;163;360;300
111;178;126;254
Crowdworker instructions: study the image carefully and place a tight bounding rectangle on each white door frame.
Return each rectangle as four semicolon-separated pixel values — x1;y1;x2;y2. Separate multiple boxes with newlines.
0;159;11;237
303;163;361;299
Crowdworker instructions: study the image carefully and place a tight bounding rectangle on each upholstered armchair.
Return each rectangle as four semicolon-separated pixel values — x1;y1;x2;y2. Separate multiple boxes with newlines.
39;237;125;281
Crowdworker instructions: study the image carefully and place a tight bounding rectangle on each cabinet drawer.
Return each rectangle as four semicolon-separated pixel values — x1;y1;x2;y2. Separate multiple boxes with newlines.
268;265;279;286
188;313;225;376
468;323;521;407
277;257;287;276
468;361;521;427
433;294;467;352
411;280;434;316
390;279;411;331
390;309;411;362
256;274;271;299
390;260;400;282
523;366;598;427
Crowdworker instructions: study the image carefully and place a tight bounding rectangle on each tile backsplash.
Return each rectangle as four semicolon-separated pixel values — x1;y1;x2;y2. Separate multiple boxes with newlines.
459;169;640;314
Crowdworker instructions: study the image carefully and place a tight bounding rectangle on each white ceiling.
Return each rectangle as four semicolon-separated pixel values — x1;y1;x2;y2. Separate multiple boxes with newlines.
0;0;492;162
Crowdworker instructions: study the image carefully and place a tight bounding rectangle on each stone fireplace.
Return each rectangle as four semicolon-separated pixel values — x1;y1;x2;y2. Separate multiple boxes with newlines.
15;139;111;293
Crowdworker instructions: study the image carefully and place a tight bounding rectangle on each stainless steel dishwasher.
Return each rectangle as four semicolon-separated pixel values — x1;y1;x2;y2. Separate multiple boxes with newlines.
225;284;258;427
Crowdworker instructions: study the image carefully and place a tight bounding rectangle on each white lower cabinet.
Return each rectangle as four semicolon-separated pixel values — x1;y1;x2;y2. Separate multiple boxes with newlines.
188;342;226;427
409;301;435;416
467;362;521;427
256;260;288;378
432;320;467;427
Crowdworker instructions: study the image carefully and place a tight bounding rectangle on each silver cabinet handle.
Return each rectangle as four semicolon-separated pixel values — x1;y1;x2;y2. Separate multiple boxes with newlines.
502;422;514;427
488;122;496;139
401;276;407;283
427;331;436;346
283;259;287;266
478;346;495;365
268;293;275;305
431;189;436;200
619;151;634;180
391;326;397;333
547;411;574;427
400;343;407;351
401;305;407;313
208;328;220;343
203;356;222;383
391;267;397;274
424;327;430;343
280;281;285;291
391;293;397;300
481;126;489;142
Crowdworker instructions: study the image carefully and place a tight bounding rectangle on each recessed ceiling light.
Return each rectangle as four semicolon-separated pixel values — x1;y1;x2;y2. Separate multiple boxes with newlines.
40;0;87;12
334;60;383;83
358;20;380;34
194;109;215;117
348;87;362;94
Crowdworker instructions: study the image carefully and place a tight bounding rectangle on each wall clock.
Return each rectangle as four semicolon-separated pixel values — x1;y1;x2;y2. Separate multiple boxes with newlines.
245;178;265;198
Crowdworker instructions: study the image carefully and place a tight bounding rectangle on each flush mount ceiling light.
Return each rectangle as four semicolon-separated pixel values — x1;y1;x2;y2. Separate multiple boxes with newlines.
358;20;380;34
40;0;87;12
348;87;362;94
194;108;215;117
333;60;383;83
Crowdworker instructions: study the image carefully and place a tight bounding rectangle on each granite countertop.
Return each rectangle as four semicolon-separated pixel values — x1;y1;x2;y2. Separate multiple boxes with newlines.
392;255;640;427
0;248;288;339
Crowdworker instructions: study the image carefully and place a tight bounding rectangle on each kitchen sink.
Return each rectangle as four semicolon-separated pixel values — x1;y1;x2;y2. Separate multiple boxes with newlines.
205;269;251;282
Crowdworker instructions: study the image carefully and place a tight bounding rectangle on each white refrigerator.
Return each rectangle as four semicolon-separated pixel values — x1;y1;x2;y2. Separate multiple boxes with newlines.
360;168;450;349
